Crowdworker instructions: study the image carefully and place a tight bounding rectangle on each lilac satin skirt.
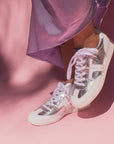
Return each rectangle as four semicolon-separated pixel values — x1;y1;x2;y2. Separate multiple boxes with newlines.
27;0;111;68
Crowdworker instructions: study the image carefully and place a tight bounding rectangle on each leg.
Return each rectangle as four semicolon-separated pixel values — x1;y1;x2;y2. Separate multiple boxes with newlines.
60;21;99;78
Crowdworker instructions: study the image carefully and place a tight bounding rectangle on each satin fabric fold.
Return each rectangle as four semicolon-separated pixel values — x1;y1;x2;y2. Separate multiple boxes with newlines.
27;0;111;68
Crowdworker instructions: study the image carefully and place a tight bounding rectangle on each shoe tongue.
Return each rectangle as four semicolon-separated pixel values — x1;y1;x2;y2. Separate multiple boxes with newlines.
57;82;64;87
57;82;72;90
64;82;72;90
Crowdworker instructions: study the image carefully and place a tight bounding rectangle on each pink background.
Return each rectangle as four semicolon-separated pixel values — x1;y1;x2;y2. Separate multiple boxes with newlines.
0;1;114;144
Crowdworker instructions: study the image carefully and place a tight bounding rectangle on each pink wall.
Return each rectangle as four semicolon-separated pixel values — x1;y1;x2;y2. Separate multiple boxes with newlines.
0;0;43;85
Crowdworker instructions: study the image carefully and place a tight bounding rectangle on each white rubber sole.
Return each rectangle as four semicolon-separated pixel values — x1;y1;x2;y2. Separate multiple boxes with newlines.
28;104;75;126
28;114;64;126
71;34;114;110
28;102;91;126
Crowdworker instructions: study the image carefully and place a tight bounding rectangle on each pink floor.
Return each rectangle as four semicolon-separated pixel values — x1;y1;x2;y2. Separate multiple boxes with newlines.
0;1;114;144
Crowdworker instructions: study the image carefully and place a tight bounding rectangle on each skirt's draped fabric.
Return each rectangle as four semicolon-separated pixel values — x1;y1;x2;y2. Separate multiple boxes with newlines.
27;0;111;68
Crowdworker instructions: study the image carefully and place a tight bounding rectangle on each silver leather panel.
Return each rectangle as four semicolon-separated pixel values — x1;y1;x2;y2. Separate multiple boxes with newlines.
76;38;106;98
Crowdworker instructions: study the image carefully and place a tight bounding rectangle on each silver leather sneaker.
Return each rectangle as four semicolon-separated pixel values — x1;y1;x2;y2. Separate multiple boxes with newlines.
67;31;114;110
28;82;76;126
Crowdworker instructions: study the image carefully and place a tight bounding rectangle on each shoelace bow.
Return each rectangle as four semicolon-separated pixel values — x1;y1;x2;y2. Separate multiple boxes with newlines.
43;82;69;110
67;48;98;87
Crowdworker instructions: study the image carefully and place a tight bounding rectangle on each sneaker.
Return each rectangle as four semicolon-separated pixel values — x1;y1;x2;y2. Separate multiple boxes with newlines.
28;82;76;126
67;31;114;110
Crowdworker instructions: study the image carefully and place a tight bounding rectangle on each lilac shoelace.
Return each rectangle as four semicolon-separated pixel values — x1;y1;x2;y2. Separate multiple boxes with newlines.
67;48;98;87
43;82;69;110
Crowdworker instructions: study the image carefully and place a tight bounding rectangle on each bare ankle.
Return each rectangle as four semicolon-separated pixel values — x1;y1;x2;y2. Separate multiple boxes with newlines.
73;21;99;49
83;33;99;48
